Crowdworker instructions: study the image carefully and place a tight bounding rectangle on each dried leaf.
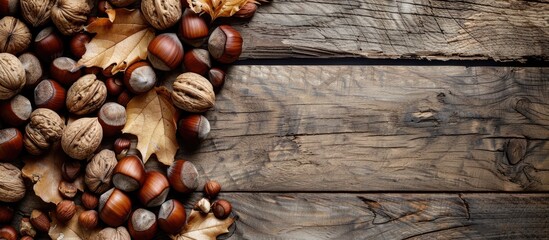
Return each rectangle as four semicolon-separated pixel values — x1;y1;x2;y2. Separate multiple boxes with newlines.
22;143;85;204
76;8;155;74
49;206;101;239
122;87;178;166
187;0;258;21
171;210;235;240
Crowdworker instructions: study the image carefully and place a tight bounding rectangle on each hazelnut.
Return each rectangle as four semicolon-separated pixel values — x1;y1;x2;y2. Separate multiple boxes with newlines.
33;79;66;112
50;57;82;86
61;117;103;160
0;0;18;16
194;198;211;214
113;137;131;156
0;128;23;162
66;74;107;115
204;180;221;198
138;171;170;207
20;217;36;237
34;27;64;62
0;16;31;55
112;155;146;192
117;90;133;107
148;33;184;71
183;48;211;76
208;67;226;92
158;199;186;234
58;180;78;199
93;226;131;240
123;62;157;95
23;108;65;155
85;149;117;194
167;160;199;193
208;25;243;64
99;188;132;227
0;163;25;202
178;114;210;144
20;0;55;27
234;2;258;18
18;53;43;88
141;0;182;30
70;33;90;59
0;206;14;224
98;102;126;137
61;160;82;182
81;192;99;210
106;77;125;96
20;236;33;240
0;95;32;127
172;72;215;112
128;208;157;240
51;0;91;35
78;210;99;229
56;200;76;222
29;209;50;232
0;53;25;100
212;199;232;219
0;225;17;240
178;8;208;47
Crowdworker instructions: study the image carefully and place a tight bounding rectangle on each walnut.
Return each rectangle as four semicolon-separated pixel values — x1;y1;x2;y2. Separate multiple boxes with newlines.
0;16;31;55
172;72;215;112
85;149;117;194
61;117;103;160
51;0;90;35
0;53;25;100
91;226;131;240
66;74;107;115
23;108;65;155
0;163;26;202
141;0;182;30
20;0;56;27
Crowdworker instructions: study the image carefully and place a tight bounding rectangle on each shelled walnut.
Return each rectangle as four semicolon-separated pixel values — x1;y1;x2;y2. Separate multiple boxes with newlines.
23;108;65;155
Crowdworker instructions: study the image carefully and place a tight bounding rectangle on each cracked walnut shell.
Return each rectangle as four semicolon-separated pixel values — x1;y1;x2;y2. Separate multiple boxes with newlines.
0;17;31;55
20;0;56;27
0;163;26;202
51;0;91;35
0;53;25;100
23;108;65;155
172;72;215;112
85;150;117;194
61;117;103;160
66;74;107;115
141;0;182;30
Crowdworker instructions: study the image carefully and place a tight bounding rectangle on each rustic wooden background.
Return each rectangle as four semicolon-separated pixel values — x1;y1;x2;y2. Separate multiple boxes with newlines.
180;0;549;239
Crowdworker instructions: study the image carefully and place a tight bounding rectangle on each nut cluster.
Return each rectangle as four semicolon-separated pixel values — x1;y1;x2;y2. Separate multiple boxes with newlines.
0;0;259;237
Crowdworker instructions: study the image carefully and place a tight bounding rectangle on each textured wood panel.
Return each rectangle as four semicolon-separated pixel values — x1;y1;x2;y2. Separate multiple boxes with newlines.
175;66;549;191
206;193;549;239
235;0;549;61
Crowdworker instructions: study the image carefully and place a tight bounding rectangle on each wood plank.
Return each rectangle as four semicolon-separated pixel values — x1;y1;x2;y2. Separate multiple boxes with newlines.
175;66;549;191
203;193;549;239
235;0;549;61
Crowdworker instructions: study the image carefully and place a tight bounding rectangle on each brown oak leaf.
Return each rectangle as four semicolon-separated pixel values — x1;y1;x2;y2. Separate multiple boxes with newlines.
122;87;179;166
22;143;85;204
49;206;100;239
76;8;155;74
171;210;235;240
187;0;258;21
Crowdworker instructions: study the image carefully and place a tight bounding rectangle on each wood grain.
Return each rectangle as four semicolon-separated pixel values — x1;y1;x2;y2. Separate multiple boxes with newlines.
176;66;549;192
186;193;549;239
235;0;549;61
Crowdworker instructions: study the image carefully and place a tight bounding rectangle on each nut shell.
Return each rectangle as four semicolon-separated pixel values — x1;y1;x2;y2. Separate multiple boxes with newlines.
0;53;26;100
51;0;91;35
62;117;103;160
171;72;215;112
66;74;107;115
0;16;31;55
85;149;117;194
20;0;55;27
0;163;25;202
141;0;182;30
23;108;65;155
99;188;132;227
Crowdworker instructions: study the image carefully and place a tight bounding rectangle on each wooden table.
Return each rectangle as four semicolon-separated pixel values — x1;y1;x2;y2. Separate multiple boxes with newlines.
182;1;549;239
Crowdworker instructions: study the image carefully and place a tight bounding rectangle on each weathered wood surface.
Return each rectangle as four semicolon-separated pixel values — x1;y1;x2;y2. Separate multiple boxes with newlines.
235;0;549;61
211;193;549;239
178;66;549;192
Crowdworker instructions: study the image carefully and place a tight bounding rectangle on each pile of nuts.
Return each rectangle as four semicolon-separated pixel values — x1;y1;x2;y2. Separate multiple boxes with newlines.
0;0;261;239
